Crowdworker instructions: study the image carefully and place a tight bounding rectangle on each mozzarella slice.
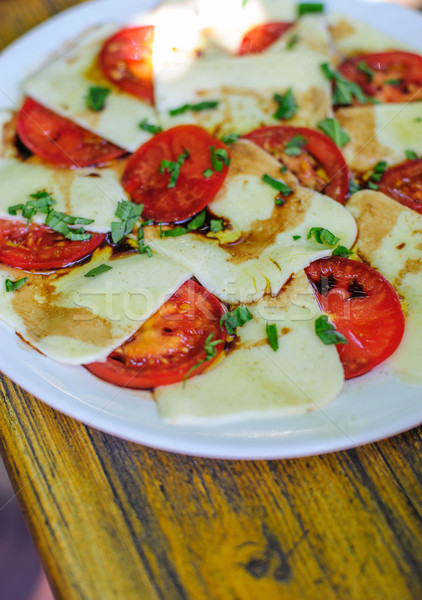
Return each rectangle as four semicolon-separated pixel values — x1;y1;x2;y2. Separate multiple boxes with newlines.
146;140;357;303
267;14;333;58
0;248;191;364
154;48;332;134
155;271;344;424
337;103;422;173
23;25;159;153
347;190;422;384
0;158;128;232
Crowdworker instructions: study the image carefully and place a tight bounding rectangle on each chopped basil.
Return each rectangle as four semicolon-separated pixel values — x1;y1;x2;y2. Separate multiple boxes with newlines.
348;179;360;195
317;118;350;148
298;2;324;16
332;245;352;257
86;86;110;111
286;34;300;50
161;210;206;237
220;132;240;144
384;79;401;86
273;88;298;120
137;223;153;257
184;333;224;383
203;168;214;178
292;235;301;240
8;191;56;223
169;101;219;116
210;219;224;233
159;150;189;188
280;165;288;174
220;305;253;335
139;119;162;134
307;227;339;246
210;146;230;172
45;210;93;241
275;197;285;206
284;135;307;156
415;117;422;122
315;315;347;345
357;61;373;81
111;200;144;244
84;264;112;278
266;323;279;352
320;62;368;106
368;160;388;184
405;149;418;161
262;173;293;196
5;277;28;292
368;181;380;190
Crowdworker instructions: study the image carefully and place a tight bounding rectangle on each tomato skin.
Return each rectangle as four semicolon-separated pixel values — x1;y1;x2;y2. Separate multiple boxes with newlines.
85;280;227;389
0;219;105;270
244;126;349;204
16;98;126;168
239;22;293;55
122;125;230;222
379;159;422;214
99;26;154;103
338;51;422;103
305;257;405;379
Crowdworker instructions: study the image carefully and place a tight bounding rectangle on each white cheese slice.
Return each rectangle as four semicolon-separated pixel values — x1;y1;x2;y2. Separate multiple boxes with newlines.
146;140;357;303
267;14;333;58
337;103;422;173
0;158;128;233
0;247;191;364
154;48;332;134
155;271;345;424
347;190;422;384
23;24;159;153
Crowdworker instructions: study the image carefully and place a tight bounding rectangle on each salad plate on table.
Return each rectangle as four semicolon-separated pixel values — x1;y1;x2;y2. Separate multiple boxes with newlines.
0;0;421;459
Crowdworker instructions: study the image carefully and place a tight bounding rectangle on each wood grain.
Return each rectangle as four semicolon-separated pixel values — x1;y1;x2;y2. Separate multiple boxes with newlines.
0;2;422;599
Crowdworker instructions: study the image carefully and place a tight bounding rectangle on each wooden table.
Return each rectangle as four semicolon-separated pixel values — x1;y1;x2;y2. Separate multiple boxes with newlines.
1;2;422;598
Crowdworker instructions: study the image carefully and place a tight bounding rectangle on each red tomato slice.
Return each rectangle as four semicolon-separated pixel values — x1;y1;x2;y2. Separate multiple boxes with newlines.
244;126;349;204
338;51;422;103
305;257;404;379
379;159;422;214
99;26;154;103
239;22;293;55
122;125;230;222
0;219;105;270
16;98;126;168
85;279;226;388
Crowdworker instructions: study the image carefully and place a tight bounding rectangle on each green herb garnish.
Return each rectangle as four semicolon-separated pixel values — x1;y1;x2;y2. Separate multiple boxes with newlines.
266;323;279;351
284;135;307;156
210;219;224;233
348;179;360;195
286;34;300;50
8;191;56;223
161;210;206;238
220;305;253;335
86;86;110;111
415;117;422;122
307;227;340;246
203;169;214;178
317;118;350;148
184;333;224;383
159;150;189;188
262;174;293;196
111;200;144;244
169;101;219;116
357;61;373;82
405;149;418;161
298;2;324;16
292;235;301;240
332;245;352;257
315;315;347;345
137;222;153;257
210;146;230;172
321;62;368;106
84;264;113;278
275;197;285;206
5;277;28;292
384;79;401;86
368;181;380;190
139;119;162;135
273;88;298;120
220;132;240;144
45;210;93;241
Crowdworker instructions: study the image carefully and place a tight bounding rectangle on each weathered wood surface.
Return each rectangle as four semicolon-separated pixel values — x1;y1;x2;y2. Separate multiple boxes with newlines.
0;2;421;599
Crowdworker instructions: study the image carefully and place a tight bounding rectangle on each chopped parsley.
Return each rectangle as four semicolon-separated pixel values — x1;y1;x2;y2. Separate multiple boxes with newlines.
317;118;350;148
161;210;206;237
220;305;253;335
139;119;162;134
220;132;240;144
286;34;300;50
298;2;324;16
348;179;360;195
315;315;347;345
5;277;28;292
320;62;368;106
273;88;298;120
8;191;56;223
169;101;219;116
159;150;189;188
84;264;113;278
111;200;144;244
262;173;293;197
307;227;339;246
86;86;110;111
210;219;224;233
284;135;307;156
184;333;224;383
357;61;373;81
210;146;230;172
405;149;418;161
266;323;279;352
332;245;352;257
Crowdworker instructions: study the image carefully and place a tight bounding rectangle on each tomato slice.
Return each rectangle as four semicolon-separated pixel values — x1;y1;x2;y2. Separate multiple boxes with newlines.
379;159;422;214
244;126;349;204
16;98;126;168
305;257;404;379
0;219;105;270
338;51;422;103
85;279;226;388
239;22;293;55
99;26;154;103
122;125;230;222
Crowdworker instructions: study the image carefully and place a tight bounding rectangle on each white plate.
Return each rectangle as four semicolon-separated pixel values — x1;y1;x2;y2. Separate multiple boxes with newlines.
0;0;421;459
